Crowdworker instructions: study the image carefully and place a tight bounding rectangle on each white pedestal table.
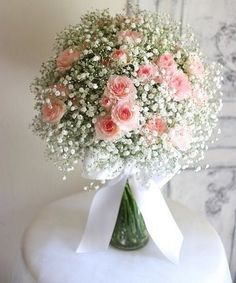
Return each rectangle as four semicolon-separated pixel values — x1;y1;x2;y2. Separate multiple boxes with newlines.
22;191;232;283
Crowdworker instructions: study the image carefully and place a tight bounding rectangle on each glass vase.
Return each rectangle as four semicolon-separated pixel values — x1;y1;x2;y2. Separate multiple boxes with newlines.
110;182;149;250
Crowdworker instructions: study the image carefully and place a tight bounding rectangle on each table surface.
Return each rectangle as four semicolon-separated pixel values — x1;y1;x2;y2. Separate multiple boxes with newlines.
22;191;232;283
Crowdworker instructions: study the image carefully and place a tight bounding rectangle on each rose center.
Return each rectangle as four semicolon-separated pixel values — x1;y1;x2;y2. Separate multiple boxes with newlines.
46;105;58;117
142;68;150;75
156;120;166;133
115;82;126;94
119;107;132;120
104;120;116;133
115;50;123;57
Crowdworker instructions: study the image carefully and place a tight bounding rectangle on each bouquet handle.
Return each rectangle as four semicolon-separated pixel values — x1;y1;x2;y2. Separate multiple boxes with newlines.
77;170;183;264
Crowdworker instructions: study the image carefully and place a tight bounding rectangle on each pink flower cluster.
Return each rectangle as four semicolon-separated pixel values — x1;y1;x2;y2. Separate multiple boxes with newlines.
41;33;204;151
117;30;143;45
184;54;205;77
56;48;80;72
110;49;128;64
137;64;158;83
154;53;193;101
94;48;204;149
31;9;223;179
95;47;201;151
135;53;204;102
42;98;66;124
144;116;167;144
96;75;139;141
41;82;72;124
41;48;81;123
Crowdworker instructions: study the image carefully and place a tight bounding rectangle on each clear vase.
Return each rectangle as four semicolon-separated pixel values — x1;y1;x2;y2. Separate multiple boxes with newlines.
110;182;149;250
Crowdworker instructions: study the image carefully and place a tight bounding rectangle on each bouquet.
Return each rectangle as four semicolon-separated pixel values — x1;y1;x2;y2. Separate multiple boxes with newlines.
31;8;223;261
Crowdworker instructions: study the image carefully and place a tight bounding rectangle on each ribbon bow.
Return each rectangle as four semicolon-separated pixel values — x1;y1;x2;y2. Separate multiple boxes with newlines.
76;168;183;264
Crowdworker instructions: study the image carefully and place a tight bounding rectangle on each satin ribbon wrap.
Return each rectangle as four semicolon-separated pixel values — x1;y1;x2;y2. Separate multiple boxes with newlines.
77;168;183;264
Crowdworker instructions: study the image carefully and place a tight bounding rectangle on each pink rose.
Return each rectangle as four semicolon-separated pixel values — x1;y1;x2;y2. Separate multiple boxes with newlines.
144;116;167;143
111;49;128;64
95;115;120;141
117;30;143;45
112;100;139;131
169;124;192;151
153;53;177;84
154;53;177;72
192;88;207;107
184;54;204;77
137;64;158;83
106;75;137;101
42;98;66;124
146;116;167;135
56;48;80;72
169;71;192;101
100;96;112;110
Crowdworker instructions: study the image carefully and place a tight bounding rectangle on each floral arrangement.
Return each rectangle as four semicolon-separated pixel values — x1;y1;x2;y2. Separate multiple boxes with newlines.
31;8;223;180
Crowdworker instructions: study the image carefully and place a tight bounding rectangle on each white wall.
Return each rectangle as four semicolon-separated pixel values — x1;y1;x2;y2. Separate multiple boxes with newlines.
0;1;126;282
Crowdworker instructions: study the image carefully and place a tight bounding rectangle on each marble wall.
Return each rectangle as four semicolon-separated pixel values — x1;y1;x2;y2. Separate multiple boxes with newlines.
135;0;236;280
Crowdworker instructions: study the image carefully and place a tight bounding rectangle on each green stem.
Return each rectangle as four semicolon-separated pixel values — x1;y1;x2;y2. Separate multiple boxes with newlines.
110;181;149;250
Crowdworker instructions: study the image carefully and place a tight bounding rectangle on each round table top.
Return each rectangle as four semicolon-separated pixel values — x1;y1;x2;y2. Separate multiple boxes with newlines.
22;191;232;283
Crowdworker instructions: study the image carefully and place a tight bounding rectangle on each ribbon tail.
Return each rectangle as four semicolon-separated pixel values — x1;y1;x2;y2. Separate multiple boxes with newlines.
76;174;127;253
129;175;183;264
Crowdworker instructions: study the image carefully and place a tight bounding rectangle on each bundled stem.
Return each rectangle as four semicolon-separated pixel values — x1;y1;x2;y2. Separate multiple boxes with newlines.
110;182;149;250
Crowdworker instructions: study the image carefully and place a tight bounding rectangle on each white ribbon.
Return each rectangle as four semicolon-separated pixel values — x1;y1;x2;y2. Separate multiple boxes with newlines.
77;169;183;264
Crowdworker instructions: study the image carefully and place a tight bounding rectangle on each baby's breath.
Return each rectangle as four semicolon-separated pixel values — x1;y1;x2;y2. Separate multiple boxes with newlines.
31;8;222;178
